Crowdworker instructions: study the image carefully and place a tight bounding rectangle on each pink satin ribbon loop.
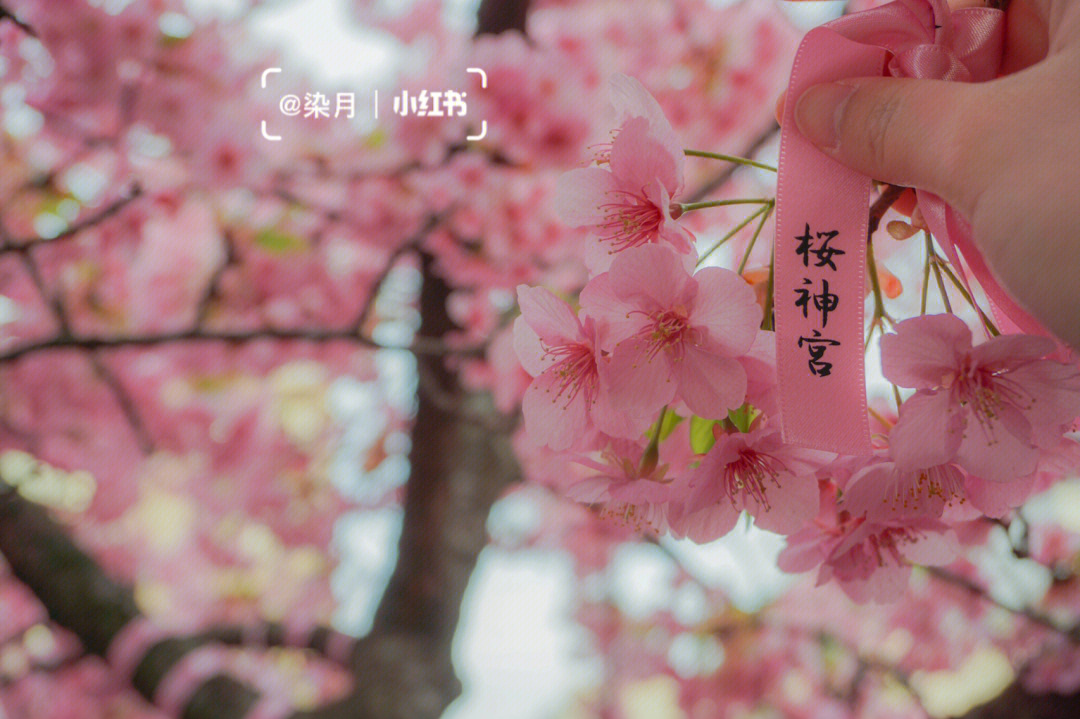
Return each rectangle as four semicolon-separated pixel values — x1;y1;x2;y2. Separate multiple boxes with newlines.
831;1;1004;82
775;0;1050;454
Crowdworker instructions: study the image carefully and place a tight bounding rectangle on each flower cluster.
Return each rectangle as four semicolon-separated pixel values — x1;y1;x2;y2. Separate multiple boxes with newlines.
516;75;1080;603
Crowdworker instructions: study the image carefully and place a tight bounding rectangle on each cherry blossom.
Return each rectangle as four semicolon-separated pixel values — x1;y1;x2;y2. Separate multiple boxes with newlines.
670;426;823;541
580;244;760;420
513;285;643;450
780;491;960;604
841;455;968;520
882;314;1080;482
566;444;675;534
556;76;695;262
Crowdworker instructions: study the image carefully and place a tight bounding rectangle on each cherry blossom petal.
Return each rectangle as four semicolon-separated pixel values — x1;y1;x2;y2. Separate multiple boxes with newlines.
608;73;684;179
740;332;779;416
512;316;551;377
777;527;834;574
745;469;819;535
609;116;681;196
554;166;617;228
565;476;613;503
1006;360;1080;447
590;389;651;440
690;266;761;356
672;347;747;419
516;285;583;346
849;564;911;604
843;460;964;519
889;390;962;470
646;181;696;255
969;333;1058;370
897;523;960;566
963;473;1036;517
601;337;677;418
522;365;591;451
658;215;696;255
609;477;673;505
843;461;908;517
669;502;740;543
954;403;1039;482
579;272;642;350
608;244;694;309
583;235;616;275
880;313;971;389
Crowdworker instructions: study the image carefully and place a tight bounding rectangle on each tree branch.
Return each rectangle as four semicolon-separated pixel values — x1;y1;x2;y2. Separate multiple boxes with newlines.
867;183;906;242
960;680;1080;719
684;123;780;204
0;184;141;253
0;325;472;363
89;354;155;454
0;5;35;37
926;566;1080;643
195;231;238;327
476;0;529;36
349;212;447;335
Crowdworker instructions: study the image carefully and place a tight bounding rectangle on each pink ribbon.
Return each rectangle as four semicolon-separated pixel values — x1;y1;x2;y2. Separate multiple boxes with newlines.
775;0;1048;454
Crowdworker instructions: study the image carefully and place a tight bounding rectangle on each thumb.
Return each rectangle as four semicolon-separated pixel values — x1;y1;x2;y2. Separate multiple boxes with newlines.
793;77;984;214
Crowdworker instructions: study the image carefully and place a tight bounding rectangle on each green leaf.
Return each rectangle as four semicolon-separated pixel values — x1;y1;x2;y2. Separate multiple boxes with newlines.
657;410;684;441
727;404;759;434
689;416;718;455
254;228;306;254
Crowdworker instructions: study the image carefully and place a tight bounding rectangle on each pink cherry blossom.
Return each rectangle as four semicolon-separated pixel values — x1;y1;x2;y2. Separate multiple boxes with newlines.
780;492;960;604
556;75;695;260
670;427;823;541
841;409;1048;522
513;284;644;450
822;517;960;604
841;455;967;520
882;313;1080;482
740;330;780;417
566;444;675;534
838;455;1026;522
604;73;685;173
580;244;760;420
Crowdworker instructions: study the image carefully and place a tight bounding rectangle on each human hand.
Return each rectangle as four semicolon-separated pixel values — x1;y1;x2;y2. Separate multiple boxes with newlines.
780;0;1080;348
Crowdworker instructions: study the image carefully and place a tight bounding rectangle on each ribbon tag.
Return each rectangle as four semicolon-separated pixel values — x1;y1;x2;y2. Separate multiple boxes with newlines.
774;0;1036;454
775;28;886;455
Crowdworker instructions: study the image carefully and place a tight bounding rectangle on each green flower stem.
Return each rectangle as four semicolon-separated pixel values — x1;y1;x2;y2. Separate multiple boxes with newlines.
679;198;774;213
868;405;894;430
924;231;999;335
930;255;954;314
684;149;777;172
866;238;893;327
921;233;933;316
762;247;775;332
736;201;774;275
640;406;667;475
697;204;770;266
934;255;1001;337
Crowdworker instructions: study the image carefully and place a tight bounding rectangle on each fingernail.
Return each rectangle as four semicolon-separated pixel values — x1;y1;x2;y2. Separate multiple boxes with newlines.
794;82;856;151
